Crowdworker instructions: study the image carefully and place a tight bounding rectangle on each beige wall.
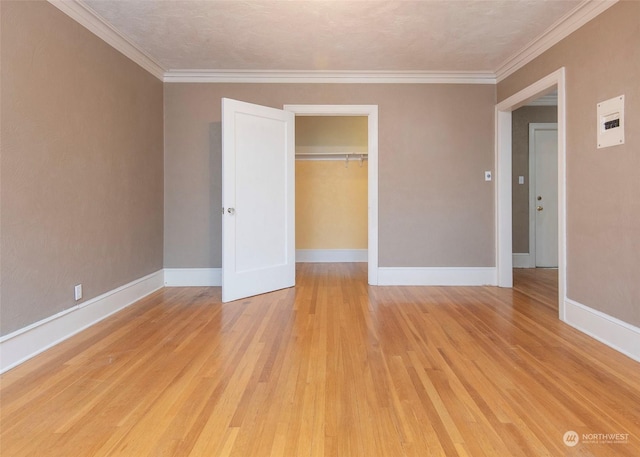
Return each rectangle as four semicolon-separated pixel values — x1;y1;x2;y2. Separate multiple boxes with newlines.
498;1;640;327
164;83;496;269
296;161;368;250
512;106;558;253
295;116;368;250
0;1;164;335
296;116;368;155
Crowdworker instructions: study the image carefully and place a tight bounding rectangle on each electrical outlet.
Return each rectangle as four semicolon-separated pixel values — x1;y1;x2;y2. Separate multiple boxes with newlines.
74;284;82;301
485;171;492;181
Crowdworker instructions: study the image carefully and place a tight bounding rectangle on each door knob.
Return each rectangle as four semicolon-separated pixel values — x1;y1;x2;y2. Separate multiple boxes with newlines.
537;206;543;211
227;207;235;215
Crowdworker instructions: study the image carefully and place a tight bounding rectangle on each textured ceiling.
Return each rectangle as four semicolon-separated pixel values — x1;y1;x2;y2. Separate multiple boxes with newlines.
83;0;582;72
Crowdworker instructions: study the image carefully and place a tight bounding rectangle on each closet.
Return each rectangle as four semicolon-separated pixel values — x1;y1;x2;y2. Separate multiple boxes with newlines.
295;116;368;262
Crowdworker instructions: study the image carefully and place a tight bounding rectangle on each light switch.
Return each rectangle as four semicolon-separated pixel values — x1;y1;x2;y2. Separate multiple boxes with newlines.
518;176;525;185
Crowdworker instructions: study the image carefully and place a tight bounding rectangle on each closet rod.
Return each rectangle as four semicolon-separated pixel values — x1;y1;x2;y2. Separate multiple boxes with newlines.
295;152;368;161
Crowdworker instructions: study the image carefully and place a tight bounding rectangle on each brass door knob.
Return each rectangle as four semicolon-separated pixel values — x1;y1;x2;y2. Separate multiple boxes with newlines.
537;206;543;211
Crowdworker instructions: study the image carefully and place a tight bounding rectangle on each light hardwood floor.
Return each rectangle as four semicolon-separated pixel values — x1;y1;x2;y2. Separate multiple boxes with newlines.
1;264;639;456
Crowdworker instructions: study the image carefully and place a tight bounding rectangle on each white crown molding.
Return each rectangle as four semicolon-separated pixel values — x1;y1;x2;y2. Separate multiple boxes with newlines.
48;0;615;86
495;0;618;82
47;0;166;80
163;70;496;84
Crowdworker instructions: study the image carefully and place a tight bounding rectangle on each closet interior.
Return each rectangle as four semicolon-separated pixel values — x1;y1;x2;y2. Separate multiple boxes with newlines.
295;116;368;262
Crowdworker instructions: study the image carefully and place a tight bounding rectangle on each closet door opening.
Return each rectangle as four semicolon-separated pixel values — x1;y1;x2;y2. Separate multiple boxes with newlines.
284;105;379;285
295;116;368;266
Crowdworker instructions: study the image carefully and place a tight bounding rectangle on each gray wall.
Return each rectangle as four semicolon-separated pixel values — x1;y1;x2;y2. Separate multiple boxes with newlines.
0;1;164;335
164;83;496;269
499;1;640;327
512;106;558;253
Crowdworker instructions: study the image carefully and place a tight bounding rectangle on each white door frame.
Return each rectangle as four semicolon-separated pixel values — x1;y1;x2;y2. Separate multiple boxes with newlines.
529;122;558;268
284;104;379;285
495;68;567;320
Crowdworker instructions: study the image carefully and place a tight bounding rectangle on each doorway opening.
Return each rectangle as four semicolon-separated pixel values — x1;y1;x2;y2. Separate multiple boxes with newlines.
294;116;368;264
511;101;559;269
284;105;379;285
495;68;566;321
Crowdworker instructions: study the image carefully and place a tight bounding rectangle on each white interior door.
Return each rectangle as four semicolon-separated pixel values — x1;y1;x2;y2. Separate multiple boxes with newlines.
222;98;295;302
530;123;558;267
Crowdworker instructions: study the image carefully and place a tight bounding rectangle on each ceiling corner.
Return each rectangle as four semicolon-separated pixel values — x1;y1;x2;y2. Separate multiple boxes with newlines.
47;0;166;80
495;0;618;82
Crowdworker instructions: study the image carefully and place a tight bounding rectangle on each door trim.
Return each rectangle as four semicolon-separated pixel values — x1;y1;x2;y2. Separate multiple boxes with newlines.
283;104;379;285
529;123;558;268
495;68;566;320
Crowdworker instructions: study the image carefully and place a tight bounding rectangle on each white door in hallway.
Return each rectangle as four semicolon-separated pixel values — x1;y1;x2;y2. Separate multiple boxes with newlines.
222;98;295;302
530;123;558;268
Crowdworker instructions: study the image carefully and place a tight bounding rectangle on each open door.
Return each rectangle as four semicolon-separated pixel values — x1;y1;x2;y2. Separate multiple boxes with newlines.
222;98;295;302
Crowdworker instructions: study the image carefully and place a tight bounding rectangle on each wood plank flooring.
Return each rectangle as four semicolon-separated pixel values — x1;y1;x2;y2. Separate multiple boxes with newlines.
1;264;639;456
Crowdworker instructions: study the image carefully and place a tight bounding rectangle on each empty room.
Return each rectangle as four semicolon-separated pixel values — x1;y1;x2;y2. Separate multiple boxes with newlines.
1;1;638;456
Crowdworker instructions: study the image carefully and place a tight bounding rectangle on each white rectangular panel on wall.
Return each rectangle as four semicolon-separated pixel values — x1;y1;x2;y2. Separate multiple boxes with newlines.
597;95;624;148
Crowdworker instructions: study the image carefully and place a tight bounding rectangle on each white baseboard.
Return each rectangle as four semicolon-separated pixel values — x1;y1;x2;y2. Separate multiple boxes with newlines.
0;270;164;374
377;267;497;286
164;268;222;286
296;249;367;263
513;253;534;268
564;298;640;363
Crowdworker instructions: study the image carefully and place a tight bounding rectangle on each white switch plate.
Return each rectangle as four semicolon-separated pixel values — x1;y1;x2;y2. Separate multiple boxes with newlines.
597;95;624;148
485;171;492;181
519;176;525;185
74;284;82;301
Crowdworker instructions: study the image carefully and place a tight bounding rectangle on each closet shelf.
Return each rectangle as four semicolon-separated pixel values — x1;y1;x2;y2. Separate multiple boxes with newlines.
295;152;368;162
